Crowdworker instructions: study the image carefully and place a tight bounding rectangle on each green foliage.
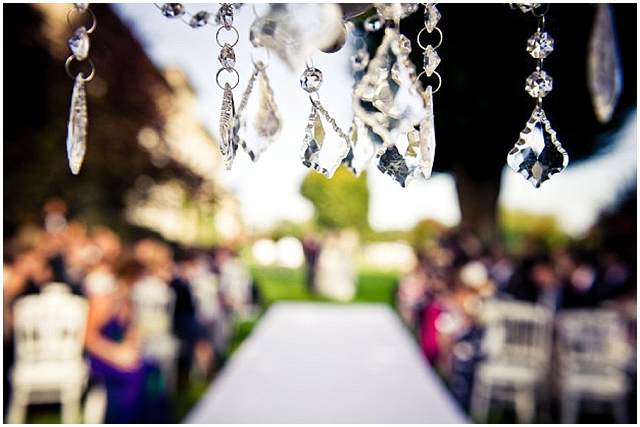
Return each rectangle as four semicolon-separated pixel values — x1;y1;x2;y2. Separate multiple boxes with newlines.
300;166;370;234
498;208;570;254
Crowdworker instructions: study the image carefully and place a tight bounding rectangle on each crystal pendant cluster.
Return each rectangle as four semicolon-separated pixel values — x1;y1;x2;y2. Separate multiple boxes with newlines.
65;3;96;175
352;5;434;187
587;3;622;124
507;6;568;188
300;67;351;178
215;4;240;170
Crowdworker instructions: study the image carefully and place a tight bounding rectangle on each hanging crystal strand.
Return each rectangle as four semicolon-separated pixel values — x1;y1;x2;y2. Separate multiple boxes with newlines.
414;3;443;180
300;65;351;178
65;3;96;175
507;5;568;188
215;3;240;170
343;21;378;177
587;4;622;124
236;7;283;162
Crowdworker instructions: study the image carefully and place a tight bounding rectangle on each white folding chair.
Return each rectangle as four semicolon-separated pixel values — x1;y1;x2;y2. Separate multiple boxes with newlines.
7;292;90;424
470;299;553;423
556;308;629;423
131;276;179;395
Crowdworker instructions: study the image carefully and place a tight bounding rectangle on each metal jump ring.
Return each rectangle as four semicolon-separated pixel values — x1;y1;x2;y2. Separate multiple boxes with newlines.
65;55;96;81
216;25;239;48
67;7;96;33
216;68;240;90
416;70;442;94
417;26;443;50
250;48;271;68
531;3;550;18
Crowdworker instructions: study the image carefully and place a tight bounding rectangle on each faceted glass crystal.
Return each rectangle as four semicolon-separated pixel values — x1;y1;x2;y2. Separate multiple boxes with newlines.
513;3;542;13
66;73;88;175
507;107;568;188
375;3;419;22
248;4;344;71
398;35;412;55
218;44;236;70
343;116;379;177
300;105;350;178
588;3;622;124
68;26;90;61
74;3;89;12
216;4;234;28
237;62;282;161
525;70;553;98
160;3;185;18
219;83;238;170
424;4;441;33
189;11;210;28
300;67;323;93
422;45;441;77
527;31;554;59
377;85;436;186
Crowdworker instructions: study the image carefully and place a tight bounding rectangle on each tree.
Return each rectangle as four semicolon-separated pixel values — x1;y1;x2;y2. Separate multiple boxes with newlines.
300;166;370;234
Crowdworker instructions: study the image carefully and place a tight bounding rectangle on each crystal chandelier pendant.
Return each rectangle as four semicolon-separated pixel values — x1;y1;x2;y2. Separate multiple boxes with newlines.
66;73;88;175
353;27;432;186
300;103;350;178
377;86;436;187
219;82;239;170
343;116;380;177
236;61;282;161
68;26;90;60
507;107;569;188
588;3;622;124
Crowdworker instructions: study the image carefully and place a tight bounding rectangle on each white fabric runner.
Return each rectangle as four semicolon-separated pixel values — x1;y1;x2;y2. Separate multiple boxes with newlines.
185;301;470;424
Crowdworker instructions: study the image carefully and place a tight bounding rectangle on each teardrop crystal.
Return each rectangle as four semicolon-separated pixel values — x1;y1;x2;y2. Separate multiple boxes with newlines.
237;63;282;161
66;73;88;175
588;3;622;124
300;104;350;178
507;107;569;188
219;83;238;170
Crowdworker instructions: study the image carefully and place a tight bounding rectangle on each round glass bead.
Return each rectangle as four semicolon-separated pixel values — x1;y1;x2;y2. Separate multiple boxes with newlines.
300;67;323;93
160;3;185;18
189;11;210;28
218;44;236;70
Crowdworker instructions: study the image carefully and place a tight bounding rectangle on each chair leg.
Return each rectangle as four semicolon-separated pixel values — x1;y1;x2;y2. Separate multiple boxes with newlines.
470;380;491;423
61;388;83;424
514;386;535;424
83;383;107;424
613;397;628;424
561;392;579;424
6;389;28;424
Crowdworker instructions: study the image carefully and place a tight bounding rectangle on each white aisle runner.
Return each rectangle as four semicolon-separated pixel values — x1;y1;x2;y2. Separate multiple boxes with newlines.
185;301;470;424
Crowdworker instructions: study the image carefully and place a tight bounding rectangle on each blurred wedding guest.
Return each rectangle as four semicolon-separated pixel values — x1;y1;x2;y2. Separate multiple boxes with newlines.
302;234;321;294
84;255;169;424
82;226;122;298
315;230;357;302
396;255;428;331
504;254;564;314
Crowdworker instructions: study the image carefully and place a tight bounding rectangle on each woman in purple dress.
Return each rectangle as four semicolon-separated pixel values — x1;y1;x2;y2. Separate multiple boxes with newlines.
84;256;168;423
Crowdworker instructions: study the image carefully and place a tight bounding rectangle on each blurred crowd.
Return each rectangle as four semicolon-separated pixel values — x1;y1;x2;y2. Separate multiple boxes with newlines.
395;229;636;421
3;200;258;423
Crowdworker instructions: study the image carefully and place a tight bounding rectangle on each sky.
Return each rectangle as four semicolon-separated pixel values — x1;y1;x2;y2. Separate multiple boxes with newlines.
113;4;637;238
